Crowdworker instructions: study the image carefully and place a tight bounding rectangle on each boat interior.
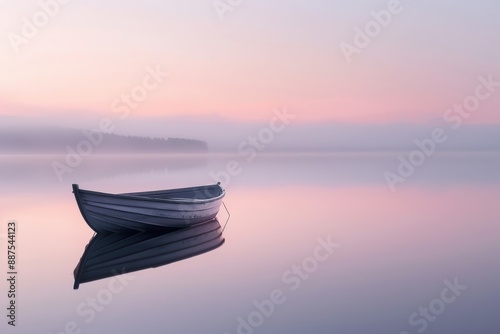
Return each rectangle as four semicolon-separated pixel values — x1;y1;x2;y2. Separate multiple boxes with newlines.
123;184;223;200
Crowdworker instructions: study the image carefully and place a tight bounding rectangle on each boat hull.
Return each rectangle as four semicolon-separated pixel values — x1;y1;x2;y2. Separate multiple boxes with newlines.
72;183;225;233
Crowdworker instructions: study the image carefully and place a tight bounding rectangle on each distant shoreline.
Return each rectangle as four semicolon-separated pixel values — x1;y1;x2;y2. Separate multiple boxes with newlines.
1;150;499;158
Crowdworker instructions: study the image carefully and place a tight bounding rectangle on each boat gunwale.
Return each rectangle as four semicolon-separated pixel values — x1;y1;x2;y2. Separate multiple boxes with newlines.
77;184;225;205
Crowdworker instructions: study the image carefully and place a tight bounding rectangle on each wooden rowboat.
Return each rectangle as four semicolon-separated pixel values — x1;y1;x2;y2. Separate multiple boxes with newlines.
72;183;225;233
73;218;224;289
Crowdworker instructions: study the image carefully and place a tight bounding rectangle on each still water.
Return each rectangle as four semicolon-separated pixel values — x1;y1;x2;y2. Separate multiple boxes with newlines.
0;153;499;333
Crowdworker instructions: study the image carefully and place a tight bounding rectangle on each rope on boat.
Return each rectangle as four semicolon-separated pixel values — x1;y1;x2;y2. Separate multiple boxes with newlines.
221;201;231;233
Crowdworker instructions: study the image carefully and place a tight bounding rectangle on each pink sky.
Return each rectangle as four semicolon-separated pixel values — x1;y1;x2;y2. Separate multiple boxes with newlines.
0;0;499;124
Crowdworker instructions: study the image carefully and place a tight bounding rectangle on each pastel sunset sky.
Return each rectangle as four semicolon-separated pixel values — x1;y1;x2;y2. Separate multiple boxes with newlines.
0;0;499;125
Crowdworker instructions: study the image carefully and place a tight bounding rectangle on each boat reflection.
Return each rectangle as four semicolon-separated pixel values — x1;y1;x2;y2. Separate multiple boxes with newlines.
73;218;224;289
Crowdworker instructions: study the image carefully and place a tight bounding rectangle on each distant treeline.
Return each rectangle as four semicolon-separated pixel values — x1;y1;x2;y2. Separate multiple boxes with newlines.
0;127;208;154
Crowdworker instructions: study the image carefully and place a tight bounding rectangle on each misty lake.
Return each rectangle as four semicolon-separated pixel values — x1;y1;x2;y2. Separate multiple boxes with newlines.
0;153;499;333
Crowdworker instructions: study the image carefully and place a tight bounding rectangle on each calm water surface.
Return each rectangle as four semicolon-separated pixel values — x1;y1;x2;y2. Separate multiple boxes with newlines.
0;153;499;333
